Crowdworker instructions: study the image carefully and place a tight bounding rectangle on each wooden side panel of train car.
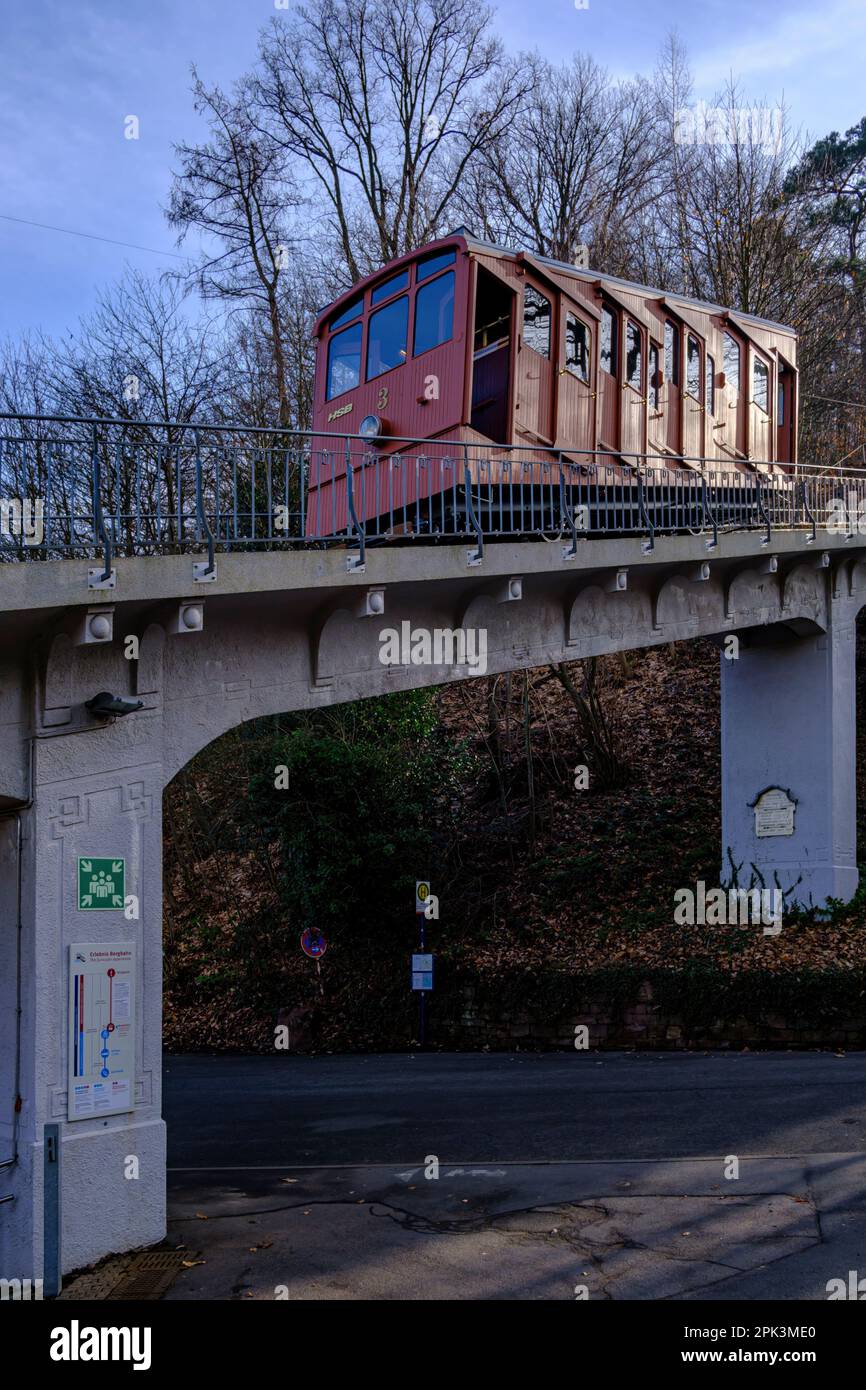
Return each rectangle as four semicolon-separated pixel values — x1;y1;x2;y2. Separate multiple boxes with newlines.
555;289;598;460
471;251;560;450
739;319;779;466
702;314;728;464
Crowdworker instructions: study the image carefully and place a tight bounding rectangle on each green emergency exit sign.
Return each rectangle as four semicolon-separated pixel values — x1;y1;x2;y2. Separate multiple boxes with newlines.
77;858;125;910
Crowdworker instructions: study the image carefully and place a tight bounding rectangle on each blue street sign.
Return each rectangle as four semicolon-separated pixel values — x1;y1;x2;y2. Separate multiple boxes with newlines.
412;952;433;991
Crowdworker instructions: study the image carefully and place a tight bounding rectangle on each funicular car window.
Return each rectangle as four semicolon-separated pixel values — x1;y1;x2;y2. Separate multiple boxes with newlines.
664;320;680;386
600;307;617;375
706;354;715;414
417;248;456;282
753;356;769;412
723;332;740;391
523;286;551;358
413;271;454;356
326;320;363;399
649;342;660;407
565;313;590;381
686;334;702;400
626;321;642;389
366;296;409;380
370;270;410;306
329;296;363;332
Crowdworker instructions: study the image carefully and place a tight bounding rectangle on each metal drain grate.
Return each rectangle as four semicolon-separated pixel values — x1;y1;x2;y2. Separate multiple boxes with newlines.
59;1248;197;1301
106;1250;196;1300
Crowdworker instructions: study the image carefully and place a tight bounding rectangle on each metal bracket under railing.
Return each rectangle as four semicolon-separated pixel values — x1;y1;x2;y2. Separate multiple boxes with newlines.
798;477;817;544
88;424;115;587
559;462;579;560
344;441;366;572
193;429;216;580
700;474;719;550
635;462;655;553
464;450;483;566
754;474;772;546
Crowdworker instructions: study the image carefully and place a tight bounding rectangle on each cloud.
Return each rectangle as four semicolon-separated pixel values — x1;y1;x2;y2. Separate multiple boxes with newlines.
693;0;866;88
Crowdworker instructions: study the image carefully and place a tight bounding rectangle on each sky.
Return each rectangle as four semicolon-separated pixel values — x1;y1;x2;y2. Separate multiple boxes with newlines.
1;0;865;342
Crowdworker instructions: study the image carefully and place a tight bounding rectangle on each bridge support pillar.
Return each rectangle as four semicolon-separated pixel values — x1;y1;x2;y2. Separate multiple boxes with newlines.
0;709;166;1284
720;613;858;909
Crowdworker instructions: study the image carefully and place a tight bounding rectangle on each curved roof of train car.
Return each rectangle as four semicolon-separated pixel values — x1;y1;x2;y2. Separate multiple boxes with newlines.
455;228;797;337
315;227;797;338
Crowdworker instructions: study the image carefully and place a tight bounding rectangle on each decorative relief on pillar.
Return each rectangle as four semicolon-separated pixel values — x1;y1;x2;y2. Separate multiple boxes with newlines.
51;795;86;835
121;781;154;819
50;781;155;839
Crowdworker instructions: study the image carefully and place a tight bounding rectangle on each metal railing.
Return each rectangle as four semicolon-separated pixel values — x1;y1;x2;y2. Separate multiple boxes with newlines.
0;412;864;568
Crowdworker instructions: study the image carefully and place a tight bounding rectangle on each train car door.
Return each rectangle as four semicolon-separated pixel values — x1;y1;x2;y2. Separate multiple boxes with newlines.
648;338;665;457
776;357;795;463
597;302;620;453
720;327;747;458
750;347;772;463
515;277;555;443
557;297;596;458
470;264;515;443
683;331;705;460
621;318;646;460
663;318;682;455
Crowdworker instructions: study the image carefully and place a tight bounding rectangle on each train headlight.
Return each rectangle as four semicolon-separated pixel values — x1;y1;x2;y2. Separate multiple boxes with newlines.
359;414;384;441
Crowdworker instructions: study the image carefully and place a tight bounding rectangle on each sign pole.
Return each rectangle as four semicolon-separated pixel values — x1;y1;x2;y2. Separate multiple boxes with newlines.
413;880;434;1050
419;909;426;1047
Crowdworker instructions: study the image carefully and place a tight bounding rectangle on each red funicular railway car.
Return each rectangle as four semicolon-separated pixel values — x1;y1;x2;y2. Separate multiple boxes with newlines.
307;229;798;539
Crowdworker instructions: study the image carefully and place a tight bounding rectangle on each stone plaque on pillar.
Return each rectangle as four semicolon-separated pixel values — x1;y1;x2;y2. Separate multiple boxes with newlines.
753;787;796;838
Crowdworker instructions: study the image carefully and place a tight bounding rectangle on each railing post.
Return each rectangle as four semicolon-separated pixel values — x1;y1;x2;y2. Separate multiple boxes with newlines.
194;428;216;577
754;471;772;546
463;445;483;566
635;456;655;553
90;423;113;583
344;437;366;571
559;455;578;559
799;477;817;545
700;471;719;550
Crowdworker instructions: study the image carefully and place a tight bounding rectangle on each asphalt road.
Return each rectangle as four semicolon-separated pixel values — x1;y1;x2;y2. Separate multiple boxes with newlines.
156;1052;866;1300
164;1050;866;1169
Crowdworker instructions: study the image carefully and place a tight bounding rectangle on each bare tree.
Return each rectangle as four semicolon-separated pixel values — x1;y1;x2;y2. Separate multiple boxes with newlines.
460;52;667;271
167;72;300;426
254;0;524;282
54;269;224;425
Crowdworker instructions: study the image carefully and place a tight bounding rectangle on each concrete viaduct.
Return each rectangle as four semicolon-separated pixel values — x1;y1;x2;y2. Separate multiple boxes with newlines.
1;526;865;1283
